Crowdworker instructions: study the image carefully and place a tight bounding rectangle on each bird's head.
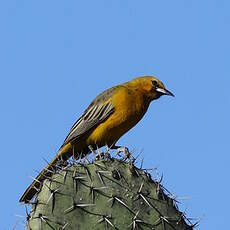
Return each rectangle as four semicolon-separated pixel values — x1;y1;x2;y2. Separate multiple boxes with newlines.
132;76;174;101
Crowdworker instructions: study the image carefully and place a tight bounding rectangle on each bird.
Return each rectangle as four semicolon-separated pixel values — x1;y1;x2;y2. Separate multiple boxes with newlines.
19;76;174;203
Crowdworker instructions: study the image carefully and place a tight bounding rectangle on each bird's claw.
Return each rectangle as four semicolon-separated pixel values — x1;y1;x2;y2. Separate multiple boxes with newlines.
116;147;134;161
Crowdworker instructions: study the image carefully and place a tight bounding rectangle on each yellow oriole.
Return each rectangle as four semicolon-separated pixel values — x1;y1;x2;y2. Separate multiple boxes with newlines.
20;76;174;203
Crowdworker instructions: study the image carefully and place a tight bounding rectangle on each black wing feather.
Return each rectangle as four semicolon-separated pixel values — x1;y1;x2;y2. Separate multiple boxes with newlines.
62;87;117;145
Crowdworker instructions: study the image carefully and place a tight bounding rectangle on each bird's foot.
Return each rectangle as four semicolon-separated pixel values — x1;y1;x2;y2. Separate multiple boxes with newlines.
112;146;134;161
55;157;68;170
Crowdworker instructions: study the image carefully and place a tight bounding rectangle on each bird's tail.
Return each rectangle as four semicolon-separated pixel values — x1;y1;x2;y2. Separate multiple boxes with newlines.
19;143;73;203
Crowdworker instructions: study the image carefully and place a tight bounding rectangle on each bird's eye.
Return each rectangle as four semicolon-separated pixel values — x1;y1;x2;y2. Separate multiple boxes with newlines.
152;80;158;87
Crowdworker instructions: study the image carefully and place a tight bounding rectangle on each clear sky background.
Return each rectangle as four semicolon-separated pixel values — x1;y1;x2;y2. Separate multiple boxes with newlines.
0;0;229;229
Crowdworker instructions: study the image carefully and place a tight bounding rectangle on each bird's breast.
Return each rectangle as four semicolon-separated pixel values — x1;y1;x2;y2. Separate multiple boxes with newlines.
86;88;150;146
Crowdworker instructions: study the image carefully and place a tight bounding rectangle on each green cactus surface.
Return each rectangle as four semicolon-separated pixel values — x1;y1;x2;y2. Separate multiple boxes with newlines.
26;155;193;230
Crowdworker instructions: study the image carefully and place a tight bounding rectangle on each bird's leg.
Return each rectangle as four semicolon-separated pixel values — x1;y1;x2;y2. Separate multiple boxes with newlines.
55;156;68;170
89;145;105;160
104;145;112;159
111;145;133;161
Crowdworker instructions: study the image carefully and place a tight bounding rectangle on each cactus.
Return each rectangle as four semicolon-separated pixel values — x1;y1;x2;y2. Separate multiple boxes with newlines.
26;151;194;229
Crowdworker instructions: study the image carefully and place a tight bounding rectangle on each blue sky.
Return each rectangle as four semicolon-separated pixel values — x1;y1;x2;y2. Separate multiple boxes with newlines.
0;0;229;229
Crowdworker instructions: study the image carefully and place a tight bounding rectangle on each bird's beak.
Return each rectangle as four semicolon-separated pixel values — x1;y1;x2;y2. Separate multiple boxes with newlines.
156;87;175;97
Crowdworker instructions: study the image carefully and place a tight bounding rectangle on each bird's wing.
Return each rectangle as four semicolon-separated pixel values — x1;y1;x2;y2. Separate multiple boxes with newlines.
62;87;118;145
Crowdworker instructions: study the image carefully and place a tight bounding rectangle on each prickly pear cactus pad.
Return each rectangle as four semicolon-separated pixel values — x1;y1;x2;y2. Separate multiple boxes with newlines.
26;154;194;229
